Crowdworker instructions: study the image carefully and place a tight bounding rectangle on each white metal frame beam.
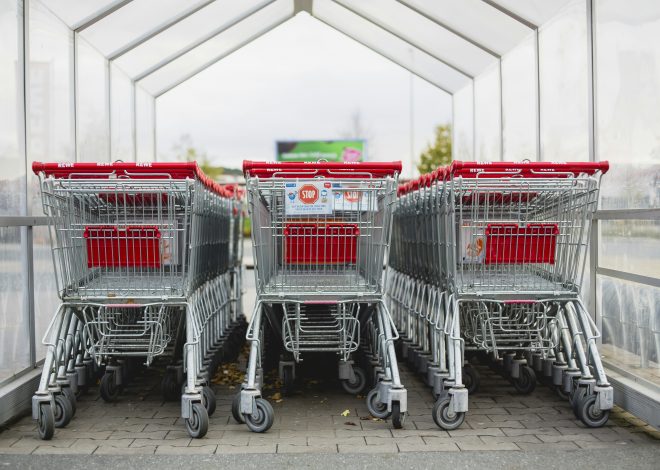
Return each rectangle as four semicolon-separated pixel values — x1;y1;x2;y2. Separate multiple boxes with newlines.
312;14;453;94
73;0;133;32
154;14;293;98
133;0;278;82
480;0;538;30
332;0;474;78
107;0;216;61
396;0;502;58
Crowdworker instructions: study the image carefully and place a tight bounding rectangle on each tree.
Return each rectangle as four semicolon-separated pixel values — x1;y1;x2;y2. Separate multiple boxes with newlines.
172;134;225;179
417;124;452;175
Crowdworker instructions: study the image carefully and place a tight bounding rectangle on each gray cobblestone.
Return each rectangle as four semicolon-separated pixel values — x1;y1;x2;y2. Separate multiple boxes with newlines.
0;361;656;457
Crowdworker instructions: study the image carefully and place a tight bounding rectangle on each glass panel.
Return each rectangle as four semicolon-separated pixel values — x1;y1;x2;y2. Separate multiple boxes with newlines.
39;0;118;28
599;275;660;387
29;0;75;216
81;0;211;58
336;0;496;77
0;0;26;217
0;227;29;382
115;0;270;79
539;0;588;162
600;220;660;279
452;83;474;161
313;0;469;93
110;65;134;161
489;0;573;26
136;86;154;162
596;0;660;210
33;225;58;362
139;0;294;96
77;38;109;162
393;0;532;56
474;64;501;162
501;33;537;161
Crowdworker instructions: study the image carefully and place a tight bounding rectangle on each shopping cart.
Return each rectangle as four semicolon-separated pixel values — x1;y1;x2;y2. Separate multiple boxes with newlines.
235;160;407;432
31;161;244;440
388;161;613;430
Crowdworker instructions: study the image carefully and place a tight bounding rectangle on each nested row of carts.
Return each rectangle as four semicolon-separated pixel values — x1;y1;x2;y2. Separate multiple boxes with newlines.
31;159;612;441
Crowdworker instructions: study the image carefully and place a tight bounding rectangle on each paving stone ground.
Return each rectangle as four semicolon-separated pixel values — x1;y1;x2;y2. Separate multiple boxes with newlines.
1;355;658;456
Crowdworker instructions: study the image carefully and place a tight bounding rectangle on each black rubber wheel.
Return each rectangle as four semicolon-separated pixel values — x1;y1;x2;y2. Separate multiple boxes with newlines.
75;383;89;398
232;392;245;424
100;372;120;403
341;367;367;395
512;366;536;395
571;387;588;419
432;398;465;431
366;388;390;419
37;402;54;440
391;401;405;429
462;366;480;395
185;402;209;438
577;394;610;428
161;372;181;402
62;387;77;416
281;366;294;396
555;385;570;401
201;386;217;417
244;398;274;433
53;393;73;428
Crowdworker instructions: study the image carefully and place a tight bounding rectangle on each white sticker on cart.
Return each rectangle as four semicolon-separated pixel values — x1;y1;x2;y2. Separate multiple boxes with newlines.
285;181;333;216
461;225;486;264
332;183;377;212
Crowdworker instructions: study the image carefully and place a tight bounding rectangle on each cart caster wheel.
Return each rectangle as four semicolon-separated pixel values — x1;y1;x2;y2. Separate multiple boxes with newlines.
61;387;77;416
100;372;120;403
512;366;536;395
463;365;480;395
391;401;405;429
366;388;390;419
201;386;217;417
185;403;209;438
281;365;294;396
37;403;55;440
341;367;367;395
432;398;465;431
232;392;245;423
577;394;610;428
75;383;89;398
571;387;588;419
54;393;73;428
161;372;181;402
244;398;274;433
554;385;569;400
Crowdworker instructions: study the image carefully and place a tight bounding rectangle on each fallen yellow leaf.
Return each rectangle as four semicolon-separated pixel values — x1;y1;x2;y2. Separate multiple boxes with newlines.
341;409;350;417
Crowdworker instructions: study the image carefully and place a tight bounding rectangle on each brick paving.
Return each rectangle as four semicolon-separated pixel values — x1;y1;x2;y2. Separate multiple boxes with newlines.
1;359;658;455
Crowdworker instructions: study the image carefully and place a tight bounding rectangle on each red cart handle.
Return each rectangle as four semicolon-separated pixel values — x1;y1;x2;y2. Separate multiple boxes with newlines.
448;160;609;178
32;161;233;198
243;160;402;178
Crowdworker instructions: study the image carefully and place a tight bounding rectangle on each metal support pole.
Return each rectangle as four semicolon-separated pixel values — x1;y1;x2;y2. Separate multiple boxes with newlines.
534;29;541;161
586;0;599;326
498;59;504;161
107;61;112;162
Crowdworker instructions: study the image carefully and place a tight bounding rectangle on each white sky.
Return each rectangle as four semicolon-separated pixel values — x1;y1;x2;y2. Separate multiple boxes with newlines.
156;12;451;178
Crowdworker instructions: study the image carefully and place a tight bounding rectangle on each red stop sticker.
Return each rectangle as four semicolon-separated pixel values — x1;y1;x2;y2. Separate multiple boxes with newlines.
344;191;360;203
298;184;319;204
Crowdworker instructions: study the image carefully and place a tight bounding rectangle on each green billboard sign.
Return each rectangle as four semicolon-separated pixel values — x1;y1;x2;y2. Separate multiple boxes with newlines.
276;140;365;162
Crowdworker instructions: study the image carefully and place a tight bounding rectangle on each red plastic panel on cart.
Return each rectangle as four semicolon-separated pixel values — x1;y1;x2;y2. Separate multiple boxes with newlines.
284;223;359;264
485;223;559;265
84;225;162;268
